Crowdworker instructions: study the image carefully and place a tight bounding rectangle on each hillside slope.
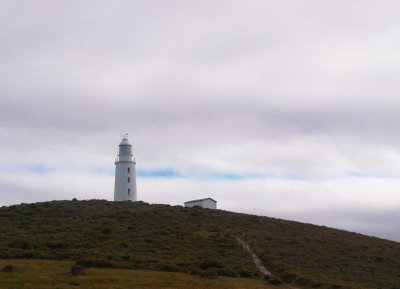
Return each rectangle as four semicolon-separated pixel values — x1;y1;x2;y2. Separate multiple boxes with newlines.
0;200;399;288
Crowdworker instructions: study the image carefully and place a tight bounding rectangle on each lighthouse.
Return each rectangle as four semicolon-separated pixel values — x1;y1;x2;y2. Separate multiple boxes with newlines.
114;135;137;201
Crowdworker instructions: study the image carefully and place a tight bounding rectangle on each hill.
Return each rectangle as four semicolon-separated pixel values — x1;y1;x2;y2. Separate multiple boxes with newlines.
0;200;399;288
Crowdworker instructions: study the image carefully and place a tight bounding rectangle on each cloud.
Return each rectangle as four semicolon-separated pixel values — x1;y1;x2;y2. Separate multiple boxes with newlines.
1;0;400;241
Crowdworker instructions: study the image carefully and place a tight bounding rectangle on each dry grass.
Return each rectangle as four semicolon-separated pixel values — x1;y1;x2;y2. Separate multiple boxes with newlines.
0;259;289;289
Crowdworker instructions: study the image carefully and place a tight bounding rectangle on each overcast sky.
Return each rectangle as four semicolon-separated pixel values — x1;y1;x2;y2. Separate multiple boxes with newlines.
1;0;400;242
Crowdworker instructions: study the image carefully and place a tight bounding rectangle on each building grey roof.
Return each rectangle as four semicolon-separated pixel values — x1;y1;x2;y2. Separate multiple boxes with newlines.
184;198;217;204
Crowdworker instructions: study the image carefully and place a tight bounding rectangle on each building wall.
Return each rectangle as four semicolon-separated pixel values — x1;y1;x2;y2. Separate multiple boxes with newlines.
114;161;137;201
184;200;203;208
202;199;217;209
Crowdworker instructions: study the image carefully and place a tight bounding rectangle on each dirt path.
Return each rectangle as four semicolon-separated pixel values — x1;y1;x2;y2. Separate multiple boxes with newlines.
237;238;300;289
236;238;272;276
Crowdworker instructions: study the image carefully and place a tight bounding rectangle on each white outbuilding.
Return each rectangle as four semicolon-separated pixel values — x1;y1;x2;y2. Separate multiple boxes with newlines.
184;198;217;209
114;135;137;201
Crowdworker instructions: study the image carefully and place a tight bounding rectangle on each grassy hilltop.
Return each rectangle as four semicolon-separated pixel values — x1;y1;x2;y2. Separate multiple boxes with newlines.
0;200;399;288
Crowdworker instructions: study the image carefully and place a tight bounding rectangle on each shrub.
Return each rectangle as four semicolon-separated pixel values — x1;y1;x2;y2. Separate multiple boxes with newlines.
200;259;223;269
19;251;34;258
46;242;66;249
200;269;218;279
295;277;311;286
263;274;272;281
189;268;201;275
102;228;112;235
77;259;115;268
239;269;251;278
2;265;13;273
159;264;179;272
216;268;237;277
268;278;282;285
8;236;31;249
70;264;86;276
310;281;322;287
281;272;297;282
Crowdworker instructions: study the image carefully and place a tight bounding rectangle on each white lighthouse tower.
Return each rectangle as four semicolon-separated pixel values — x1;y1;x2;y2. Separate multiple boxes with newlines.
114;134;137;201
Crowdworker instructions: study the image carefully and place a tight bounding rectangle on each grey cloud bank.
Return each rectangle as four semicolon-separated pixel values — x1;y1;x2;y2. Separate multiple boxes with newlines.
1;1;400;241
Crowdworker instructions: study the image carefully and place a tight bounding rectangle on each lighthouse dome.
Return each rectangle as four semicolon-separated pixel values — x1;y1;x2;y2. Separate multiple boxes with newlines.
119;137;131;146
119;136;133;156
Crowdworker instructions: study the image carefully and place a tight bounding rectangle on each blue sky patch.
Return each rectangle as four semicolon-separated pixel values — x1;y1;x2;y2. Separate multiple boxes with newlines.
205;172;264;181
137;168;183;178
347;171;385;178
25;164;56;174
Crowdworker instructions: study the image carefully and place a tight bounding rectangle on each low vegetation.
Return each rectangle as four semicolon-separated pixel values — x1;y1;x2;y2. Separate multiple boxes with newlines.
0;259;285;289
0;200;399;288
0;200;258;279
